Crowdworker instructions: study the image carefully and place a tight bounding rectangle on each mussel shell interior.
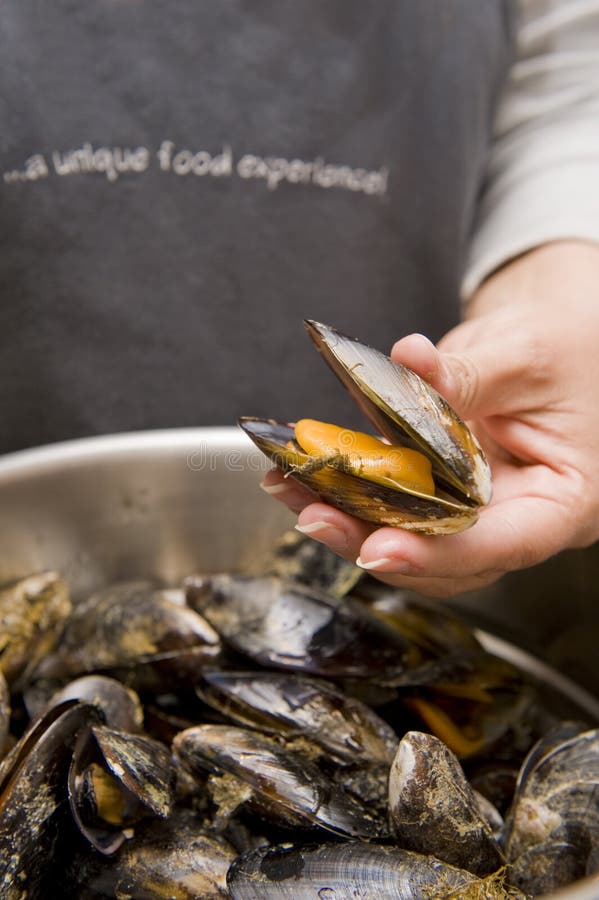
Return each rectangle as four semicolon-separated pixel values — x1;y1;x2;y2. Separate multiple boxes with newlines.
240;419;479;535
304;320;492;507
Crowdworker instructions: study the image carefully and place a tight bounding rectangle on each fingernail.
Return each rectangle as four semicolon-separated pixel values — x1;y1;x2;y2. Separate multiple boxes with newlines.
295;521;333;536
295;522;349;549
260;480;288;495
355;556;394;571
356;556;412;575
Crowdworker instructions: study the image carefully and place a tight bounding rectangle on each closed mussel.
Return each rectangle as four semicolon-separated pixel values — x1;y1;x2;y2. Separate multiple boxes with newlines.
185;573;418;680
504;724;599;894
173;724;387;839
35;675;144;733
388;731;505;877
35;579;222;690
64;809;236;899
196;669;399;766
0;571;72;690
227;842;520;900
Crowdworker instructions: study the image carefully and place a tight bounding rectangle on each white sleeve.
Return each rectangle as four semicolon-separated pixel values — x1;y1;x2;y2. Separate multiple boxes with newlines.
461;0;599;300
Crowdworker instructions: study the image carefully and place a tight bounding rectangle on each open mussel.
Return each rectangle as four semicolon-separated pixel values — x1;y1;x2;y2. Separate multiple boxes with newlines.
386;647;536;761
68;724;174;854
240;320;491;533
0;699;103;897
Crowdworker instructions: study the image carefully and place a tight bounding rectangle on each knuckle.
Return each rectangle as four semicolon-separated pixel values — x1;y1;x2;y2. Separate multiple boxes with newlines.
520;332;554;386
448;355;481;413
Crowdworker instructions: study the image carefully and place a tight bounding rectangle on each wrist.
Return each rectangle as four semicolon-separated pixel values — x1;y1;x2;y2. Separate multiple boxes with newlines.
467;239;599;320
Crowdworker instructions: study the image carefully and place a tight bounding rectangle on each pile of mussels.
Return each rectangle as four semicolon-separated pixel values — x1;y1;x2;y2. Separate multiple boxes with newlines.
0;532;598;899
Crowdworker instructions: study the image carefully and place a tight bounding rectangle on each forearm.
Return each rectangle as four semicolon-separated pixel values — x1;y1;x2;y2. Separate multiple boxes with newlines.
463;0;599;301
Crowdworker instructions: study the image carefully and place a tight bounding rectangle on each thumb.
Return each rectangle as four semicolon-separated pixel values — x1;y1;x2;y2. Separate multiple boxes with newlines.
390;332;506;419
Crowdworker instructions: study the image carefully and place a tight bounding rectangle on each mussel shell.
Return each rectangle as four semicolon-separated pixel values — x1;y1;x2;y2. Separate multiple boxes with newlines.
173;724;387;839
355;583;482;658
44;675;144;733
0;571;72;689
388;731;505;877
227;842;507;900
504;725;599;893
383;647;534;759
304;320;492;506
473;788;504;839
62;809;236;899
240;419;479;534
259;529;363;599
86;726;173;818
467;760;520;817
241;320;493;532
0;700;102;897
509;841;593;898
196;670;399;766
68;724;173;854
186;573;417;679
35;580;222;686
510;720;588;792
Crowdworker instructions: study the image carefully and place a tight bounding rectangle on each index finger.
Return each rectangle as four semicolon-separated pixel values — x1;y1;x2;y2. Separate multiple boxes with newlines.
355;492;570;584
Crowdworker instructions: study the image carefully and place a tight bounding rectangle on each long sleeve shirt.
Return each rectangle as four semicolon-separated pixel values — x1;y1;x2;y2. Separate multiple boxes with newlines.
463;0;599;298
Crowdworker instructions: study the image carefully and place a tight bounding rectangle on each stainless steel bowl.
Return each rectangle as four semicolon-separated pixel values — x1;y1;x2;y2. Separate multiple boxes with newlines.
0;428;598;899
0;428;293;597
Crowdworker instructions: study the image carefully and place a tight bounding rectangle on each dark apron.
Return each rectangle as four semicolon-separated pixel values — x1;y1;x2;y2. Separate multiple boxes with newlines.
0;0;514;452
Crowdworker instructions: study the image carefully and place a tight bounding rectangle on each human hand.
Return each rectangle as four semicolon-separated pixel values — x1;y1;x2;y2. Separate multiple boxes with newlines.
262;241;599;597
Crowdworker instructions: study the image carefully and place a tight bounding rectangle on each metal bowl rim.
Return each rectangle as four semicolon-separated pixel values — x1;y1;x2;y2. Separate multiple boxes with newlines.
0;427;251;479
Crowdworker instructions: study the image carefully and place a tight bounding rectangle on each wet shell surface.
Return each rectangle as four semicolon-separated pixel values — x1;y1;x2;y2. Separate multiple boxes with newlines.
68;724;173;854
226;842;510;900
35;579;222;688
185;573;417;680
196;669;399;766
0;534;595;898
64;810;236;899
0;572;72;689
504;725;599;894
0;700;103;897
173;724;388;839
388;731;505;876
